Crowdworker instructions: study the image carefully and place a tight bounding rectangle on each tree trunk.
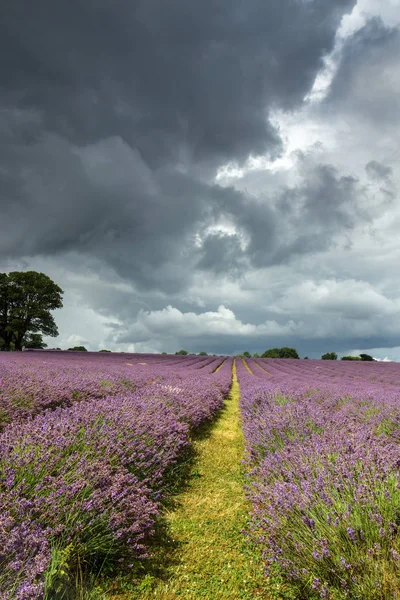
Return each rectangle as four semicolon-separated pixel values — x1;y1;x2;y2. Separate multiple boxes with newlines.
2;331;12;351
14;331;26;351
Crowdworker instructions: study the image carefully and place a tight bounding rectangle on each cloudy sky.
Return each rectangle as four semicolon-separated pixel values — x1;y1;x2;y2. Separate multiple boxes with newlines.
1;0;400;358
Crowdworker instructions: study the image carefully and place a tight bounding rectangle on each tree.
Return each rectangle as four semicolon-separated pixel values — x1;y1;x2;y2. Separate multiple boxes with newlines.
99;349;111;352
24;333;48;349
304;356;309;359
321;352;337;360
242;351;251;358
68;346;87;351
175;349;188;355
261;348;281;358
161;352;167;355
253;352;260;358
262;347;299;359
198;351;208;356
341;356;361;361
360;353;375;361
0;271;63;351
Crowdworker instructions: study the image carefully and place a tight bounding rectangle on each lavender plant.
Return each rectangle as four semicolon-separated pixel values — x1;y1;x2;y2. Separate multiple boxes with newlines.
0;352;232;599
237;358;400;599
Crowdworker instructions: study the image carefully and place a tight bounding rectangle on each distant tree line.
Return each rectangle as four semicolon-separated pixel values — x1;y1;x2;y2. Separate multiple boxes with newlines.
321;352;375;361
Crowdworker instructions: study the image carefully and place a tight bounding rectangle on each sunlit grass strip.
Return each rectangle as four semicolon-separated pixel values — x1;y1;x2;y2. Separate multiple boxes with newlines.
242;358;254;375
253;360;270;374
121;360;270;599
213;358;226;373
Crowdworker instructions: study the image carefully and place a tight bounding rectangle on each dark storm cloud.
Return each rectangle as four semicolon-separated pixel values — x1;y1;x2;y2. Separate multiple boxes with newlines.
0;109;374;292
0;0;360;295
1;0;355;166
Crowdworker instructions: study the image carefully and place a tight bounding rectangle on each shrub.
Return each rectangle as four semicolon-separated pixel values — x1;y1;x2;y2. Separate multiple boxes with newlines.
360;353;375;361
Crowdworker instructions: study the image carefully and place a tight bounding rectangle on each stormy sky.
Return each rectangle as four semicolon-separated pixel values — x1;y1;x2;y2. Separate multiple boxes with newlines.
1;0;399;358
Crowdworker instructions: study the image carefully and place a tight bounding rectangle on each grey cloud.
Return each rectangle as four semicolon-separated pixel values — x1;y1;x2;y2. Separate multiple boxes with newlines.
1;0;355;167
326;18;400;124
366;160;393;180
196;232;247;275
0;116;378;294
0;0;359;293
208;162;365;271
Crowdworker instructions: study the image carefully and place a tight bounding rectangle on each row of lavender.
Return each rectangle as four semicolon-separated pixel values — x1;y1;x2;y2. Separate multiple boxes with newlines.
0;352;226;429
0;353;232;599
236;358;400;599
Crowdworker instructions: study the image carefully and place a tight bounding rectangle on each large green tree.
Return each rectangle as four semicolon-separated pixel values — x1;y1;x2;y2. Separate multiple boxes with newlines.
321;352;337;360
0;271;63;351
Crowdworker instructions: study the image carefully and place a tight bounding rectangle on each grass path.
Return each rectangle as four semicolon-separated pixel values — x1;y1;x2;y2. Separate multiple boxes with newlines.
120;360;270;599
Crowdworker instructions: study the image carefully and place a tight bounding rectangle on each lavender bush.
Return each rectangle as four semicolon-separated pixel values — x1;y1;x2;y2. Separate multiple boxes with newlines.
0;352;232;599
237;358;400;599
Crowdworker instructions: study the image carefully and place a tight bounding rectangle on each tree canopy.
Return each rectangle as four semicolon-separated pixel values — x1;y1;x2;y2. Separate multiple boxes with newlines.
24;333;48;349
321;352;337;360
198;351;208;356
341;354;375;361
68;346;87;352
262;347;299;359
0;271;63;351
360;353;375;361
175;349;188;355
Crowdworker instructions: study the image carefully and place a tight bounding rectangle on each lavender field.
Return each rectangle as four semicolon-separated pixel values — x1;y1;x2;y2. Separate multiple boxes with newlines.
2;353;400;599
0;352;232;599
237;358;400;599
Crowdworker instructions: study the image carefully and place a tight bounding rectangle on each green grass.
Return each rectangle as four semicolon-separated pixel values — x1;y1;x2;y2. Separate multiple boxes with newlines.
242;358;254;375
101;360;274;600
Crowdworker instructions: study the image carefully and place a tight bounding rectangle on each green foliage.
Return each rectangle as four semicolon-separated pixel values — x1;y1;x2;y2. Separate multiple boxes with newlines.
175;349;188;355
253;352;260;358
23;333;48;349
99;349;111;352
304;356;309;359
321;352;337;360
262;347;299;359
242;351;251;358
360;353;375;361
341;355;361;361
198;351;208;356
264;472;400;599
68;346;88;352
161;352;167;355
0;271;63;351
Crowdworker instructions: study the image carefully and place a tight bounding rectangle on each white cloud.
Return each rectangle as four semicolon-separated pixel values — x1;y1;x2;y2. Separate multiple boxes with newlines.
123;305;298;341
